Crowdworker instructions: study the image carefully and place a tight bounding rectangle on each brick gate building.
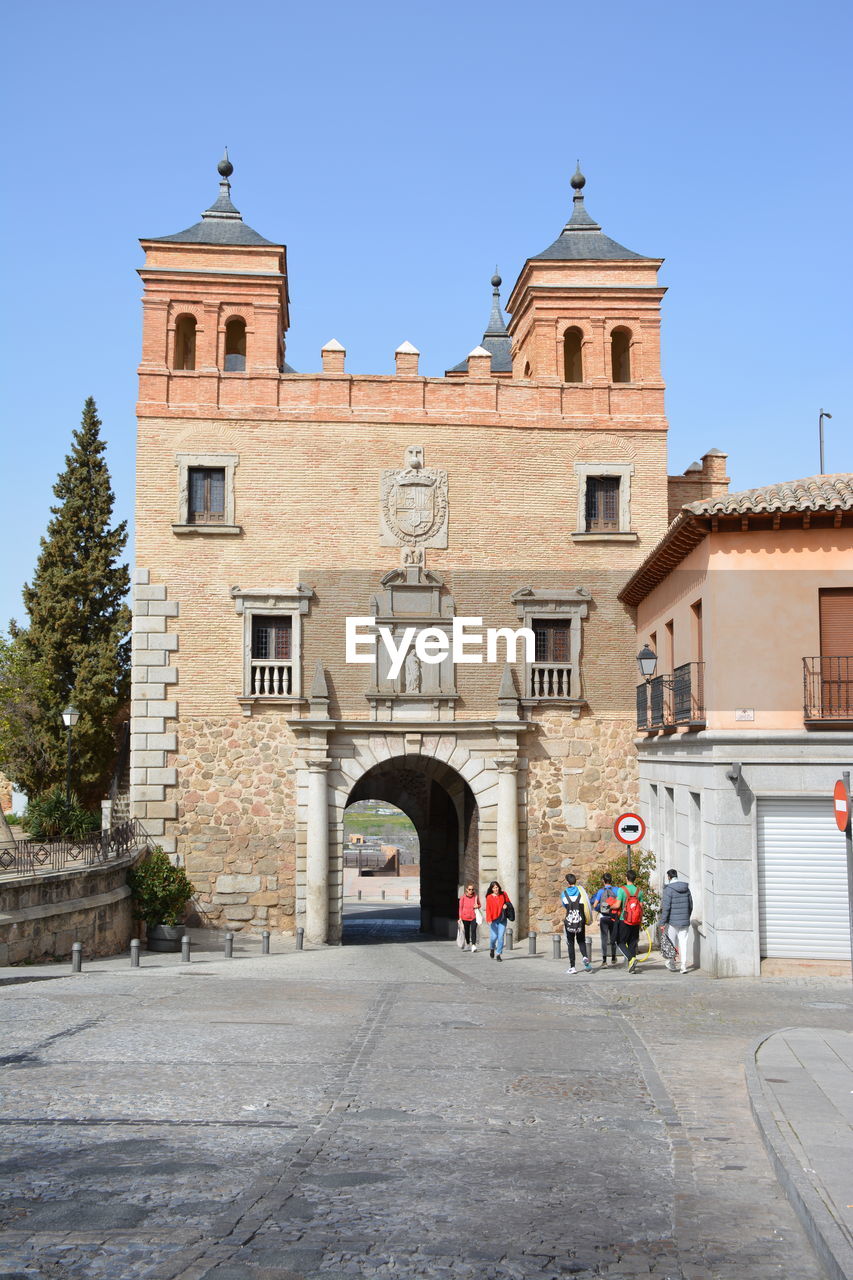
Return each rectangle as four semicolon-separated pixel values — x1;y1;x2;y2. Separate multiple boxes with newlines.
132;156;727;942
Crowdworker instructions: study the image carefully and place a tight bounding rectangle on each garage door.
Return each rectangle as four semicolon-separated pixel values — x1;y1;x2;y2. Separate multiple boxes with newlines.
757;798;850;959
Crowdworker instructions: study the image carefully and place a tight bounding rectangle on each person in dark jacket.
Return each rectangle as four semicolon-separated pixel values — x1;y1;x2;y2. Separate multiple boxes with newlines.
660;869;693;973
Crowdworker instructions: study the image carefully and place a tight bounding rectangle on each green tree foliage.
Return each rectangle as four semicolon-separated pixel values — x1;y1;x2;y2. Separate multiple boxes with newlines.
0;398;130;806
586;848;661;925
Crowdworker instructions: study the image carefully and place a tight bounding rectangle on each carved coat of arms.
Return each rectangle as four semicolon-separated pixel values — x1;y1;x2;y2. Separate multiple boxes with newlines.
380;446;448;548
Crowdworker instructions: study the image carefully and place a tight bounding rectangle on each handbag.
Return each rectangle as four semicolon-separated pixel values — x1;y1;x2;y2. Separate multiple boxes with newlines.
456;920;466;948
474;907;484;926
659;926;677;960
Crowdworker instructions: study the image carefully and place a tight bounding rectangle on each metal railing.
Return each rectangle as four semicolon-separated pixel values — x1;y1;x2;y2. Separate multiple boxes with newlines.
803;656;853;720
530;662;573;699
0;818;148;878
639;662;705;729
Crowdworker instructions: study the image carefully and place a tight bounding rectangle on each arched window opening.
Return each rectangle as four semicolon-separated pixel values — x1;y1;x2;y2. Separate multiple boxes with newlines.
174;314;197;371
224;317;247;372
611;327;632;383
563;327;583;382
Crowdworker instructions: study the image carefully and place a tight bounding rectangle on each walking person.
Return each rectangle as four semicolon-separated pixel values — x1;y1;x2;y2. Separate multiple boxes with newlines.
485;880;512;962
614;874;645;973
458;881;482;952
659;868;693;973
561;873;592;973
591;873;620;966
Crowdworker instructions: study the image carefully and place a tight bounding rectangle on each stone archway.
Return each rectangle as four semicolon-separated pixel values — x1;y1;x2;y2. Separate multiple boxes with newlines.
345;754;479;936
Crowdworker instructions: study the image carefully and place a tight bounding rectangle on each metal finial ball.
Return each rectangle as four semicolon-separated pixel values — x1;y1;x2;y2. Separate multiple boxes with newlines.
491;273;502;289
571;164;586;191
218;149;234;179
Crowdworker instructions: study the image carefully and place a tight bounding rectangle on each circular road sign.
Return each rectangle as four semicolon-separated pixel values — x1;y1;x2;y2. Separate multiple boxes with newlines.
833;780;850;833
614;812;646;845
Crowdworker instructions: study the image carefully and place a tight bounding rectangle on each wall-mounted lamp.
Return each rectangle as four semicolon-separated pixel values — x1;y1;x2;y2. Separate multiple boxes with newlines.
726;762;742;784
637;645;658;680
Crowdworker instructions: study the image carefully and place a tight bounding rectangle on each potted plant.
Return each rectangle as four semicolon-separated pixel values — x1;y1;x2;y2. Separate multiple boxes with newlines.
127;847;195;951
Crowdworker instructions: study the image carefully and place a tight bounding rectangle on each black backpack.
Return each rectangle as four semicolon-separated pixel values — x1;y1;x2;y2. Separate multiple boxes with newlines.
564;897;585;934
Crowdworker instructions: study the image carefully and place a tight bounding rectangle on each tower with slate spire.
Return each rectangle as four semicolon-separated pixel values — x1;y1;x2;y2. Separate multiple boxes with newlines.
505;166;666;413
446;271;513;378
138;151;292;409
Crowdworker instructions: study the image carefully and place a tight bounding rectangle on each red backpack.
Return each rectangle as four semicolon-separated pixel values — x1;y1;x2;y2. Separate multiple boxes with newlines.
623;889;643;927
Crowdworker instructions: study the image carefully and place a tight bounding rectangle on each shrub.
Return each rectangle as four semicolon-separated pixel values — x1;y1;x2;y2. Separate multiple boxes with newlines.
586;847;661;925
127;847;195;929
22;787;100;841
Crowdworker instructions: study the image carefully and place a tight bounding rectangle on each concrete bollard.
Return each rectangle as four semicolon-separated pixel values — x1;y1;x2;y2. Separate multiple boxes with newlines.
381;889;386;901
181;934;191;963
224;932;234;958
404;889;409;901
262;930;270;955
71;942;82;973
296;927;304;951
552;933;561;960
528;932;537;955
130;939;140;967
505;927;514;951
357;889;362;901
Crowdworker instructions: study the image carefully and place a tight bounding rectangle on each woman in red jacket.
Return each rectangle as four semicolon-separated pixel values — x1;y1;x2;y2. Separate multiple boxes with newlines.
484;880;511;962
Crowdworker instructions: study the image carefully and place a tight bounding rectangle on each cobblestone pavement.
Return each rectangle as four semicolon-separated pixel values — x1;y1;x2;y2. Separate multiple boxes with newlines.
0;924;850;1280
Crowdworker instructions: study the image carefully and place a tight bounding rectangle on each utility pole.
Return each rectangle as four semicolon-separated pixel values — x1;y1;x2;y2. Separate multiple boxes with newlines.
819;408;832;474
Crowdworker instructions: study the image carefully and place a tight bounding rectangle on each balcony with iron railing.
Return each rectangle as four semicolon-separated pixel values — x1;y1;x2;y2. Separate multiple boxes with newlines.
803;656;853;722
637;662;705;730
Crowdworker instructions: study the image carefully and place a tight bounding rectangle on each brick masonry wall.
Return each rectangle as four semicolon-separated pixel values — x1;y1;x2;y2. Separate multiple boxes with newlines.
0;857;135;966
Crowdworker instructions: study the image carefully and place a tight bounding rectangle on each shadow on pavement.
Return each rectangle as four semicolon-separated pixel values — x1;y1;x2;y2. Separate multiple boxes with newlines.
342;903;425;945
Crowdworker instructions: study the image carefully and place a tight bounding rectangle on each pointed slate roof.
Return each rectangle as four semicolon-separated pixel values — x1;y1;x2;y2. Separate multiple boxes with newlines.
448;271;512;373
532;165;647;262
149;150;277;247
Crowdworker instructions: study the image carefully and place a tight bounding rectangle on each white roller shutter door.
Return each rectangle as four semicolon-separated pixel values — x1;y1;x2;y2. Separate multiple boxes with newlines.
757;798;850;959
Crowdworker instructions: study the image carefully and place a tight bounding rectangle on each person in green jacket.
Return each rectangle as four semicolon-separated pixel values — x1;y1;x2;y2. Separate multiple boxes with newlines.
614;878;645;973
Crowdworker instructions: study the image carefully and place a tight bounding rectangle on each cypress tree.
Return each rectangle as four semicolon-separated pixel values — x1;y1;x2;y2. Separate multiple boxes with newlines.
0;398;130;805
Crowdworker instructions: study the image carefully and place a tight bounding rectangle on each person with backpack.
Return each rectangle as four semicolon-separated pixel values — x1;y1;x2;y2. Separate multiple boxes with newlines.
591;873;620;966
614;875;645;973
560;873;592;973
659;868;693;973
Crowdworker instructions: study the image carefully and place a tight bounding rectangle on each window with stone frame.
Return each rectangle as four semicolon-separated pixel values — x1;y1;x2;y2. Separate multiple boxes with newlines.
250;615;293;696
533;619;571;663
511;587;590;705
585;475;621;532
231;585;313;710
188;467;226;524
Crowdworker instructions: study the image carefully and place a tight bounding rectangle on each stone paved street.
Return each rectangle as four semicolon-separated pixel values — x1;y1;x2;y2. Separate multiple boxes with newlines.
0;918;850;1280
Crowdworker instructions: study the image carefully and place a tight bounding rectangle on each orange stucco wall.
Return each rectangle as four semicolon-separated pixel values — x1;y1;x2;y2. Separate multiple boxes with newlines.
636;528;853;730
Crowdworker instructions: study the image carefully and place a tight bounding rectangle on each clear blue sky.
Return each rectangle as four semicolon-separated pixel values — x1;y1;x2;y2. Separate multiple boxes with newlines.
1;0;850;630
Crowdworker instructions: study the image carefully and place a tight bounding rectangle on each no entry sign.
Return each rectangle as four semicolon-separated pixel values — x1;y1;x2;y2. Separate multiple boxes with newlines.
833;779;851;833
614;812;646;845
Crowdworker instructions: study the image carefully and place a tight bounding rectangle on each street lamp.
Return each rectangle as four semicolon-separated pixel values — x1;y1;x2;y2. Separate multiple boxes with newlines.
819;409;832;475
637;645;658;680
61;706;80;806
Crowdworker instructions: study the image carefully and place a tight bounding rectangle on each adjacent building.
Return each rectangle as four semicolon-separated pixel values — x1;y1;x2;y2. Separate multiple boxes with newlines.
621;476;853;976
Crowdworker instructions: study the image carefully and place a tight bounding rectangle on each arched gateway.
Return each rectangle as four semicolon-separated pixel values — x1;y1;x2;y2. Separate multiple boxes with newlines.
295;732;521;945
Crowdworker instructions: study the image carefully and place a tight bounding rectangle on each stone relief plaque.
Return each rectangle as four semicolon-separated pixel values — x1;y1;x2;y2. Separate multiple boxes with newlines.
380;445;448;548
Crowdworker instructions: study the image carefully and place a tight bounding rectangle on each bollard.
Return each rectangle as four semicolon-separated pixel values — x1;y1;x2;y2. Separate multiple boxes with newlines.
381;889;386;901
262;930;270;955
130;938;140;967
224;931;234;958
404;889;409;901
528;932;537;955
552;933;561;960
357;889;362;901
181;934;191;963
296;927;304;951
505;927;514;951
71;942;82;973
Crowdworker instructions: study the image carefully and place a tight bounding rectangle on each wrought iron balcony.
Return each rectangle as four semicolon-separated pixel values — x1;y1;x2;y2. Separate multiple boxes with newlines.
637;662;705;730
803;656;853;721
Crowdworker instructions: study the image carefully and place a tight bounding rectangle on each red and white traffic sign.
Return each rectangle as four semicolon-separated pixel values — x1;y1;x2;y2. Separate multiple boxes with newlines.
614;812;646;845
833;779;850;833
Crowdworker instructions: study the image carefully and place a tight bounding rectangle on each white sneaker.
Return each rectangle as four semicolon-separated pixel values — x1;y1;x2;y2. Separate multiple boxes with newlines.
566;966;577;974
471;945;477;952
680;967;688;974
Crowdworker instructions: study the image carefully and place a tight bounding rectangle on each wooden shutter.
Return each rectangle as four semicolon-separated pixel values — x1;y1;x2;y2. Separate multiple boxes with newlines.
585;476;620;531
533;620;570;662
819;589;853;657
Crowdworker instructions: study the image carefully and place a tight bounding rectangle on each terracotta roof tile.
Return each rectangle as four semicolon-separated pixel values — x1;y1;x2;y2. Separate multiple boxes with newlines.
685;474;853;517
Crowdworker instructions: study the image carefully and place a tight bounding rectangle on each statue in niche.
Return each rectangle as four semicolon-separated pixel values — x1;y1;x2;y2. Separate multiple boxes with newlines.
403;650;422;693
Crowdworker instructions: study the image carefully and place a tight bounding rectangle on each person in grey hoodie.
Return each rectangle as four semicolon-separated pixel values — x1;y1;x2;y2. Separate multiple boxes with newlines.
660;869;693;973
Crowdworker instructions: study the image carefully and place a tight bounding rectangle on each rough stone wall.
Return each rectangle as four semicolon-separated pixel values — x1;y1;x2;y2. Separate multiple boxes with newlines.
0;857;135;966
525;712;638;936
174;714;298;933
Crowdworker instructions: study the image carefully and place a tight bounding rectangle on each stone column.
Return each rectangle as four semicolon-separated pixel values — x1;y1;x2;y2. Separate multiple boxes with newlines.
495;759;520;919
306;759;331;944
